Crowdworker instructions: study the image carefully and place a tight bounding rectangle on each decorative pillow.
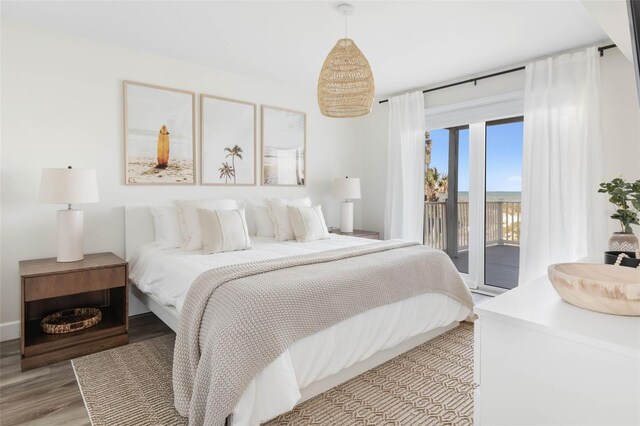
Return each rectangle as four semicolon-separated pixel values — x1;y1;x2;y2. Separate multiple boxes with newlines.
254;206;275;237
287;205;330;242
197;208;252;254
266;197;312;241
240;199;257;236
175;199;238;250
149;206;182;248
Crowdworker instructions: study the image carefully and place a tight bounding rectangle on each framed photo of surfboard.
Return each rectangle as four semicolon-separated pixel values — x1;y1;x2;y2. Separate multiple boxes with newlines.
200;95;256;186
123;81;196;185
261;105;306;186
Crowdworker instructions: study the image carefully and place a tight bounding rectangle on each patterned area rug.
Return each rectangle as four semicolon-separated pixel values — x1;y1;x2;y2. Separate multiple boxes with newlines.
73;323;475;425
73;335;187;426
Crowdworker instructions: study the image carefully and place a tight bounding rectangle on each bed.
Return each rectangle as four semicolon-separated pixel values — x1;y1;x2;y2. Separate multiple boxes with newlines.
124;205;473;426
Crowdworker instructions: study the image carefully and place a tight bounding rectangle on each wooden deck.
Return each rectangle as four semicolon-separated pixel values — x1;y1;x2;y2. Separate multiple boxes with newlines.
450;245;520;289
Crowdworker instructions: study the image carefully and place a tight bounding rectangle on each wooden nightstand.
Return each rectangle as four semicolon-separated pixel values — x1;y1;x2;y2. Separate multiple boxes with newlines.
330;229;380;240
19;252;129;371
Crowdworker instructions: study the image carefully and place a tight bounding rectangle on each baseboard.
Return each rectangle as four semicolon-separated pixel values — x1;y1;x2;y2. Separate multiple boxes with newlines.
0;320;20;342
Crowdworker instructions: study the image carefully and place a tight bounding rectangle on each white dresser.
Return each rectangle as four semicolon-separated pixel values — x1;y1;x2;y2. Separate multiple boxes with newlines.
474;272;640;425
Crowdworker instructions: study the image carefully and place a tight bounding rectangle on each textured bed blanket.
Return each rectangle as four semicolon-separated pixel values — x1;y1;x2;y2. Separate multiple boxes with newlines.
173;240;474;425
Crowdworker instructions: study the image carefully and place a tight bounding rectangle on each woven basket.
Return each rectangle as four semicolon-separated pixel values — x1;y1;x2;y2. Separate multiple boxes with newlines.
317;38;374;118
40;307;102;334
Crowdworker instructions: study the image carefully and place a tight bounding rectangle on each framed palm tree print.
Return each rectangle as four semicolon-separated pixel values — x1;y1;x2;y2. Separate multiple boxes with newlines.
124;81;196;185
201;94;256;185
261;105;306;186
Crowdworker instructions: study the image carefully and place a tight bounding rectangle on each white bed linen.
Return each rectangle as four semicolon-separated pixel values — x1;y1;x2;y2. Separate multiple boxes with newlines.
129;235;378;313
235;293;467;425
129;235;471;425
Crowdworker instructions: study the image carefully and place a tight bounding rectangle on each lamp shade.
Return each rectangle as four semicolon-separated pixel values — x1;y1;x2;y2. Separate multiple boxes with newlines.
332;177;361;200
317;38;375;118
39;167;99;205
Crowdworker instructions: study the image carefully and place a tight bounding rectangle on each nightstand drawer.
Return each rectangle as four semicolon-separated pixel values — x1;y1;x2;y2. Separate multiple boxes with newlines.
24;266;126;301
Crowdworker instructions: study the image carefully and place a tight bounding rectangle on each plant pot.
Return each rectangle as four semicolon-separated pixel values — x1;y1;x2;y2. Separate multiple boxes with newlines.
608;232;639;252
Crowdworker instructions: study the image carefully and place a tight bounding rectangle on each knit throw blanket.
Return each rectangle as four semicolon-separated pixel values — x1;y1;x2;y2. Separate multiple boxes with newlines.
173;241;474;425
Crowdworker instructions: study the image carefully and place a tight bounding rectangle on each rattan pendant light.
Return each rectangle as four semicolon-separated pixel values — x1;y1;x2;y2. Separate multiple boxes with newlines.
317;3;374;118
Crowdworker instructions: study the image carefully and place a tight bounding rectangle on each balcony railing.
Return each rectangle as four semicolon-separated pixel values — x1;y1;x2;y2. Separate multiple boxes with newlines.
424;201;521;251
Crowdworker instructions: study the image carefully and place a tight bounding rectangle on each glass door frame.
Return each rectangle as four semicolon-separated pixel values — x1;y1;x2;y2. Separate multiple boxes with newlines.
431;117;522;293
443;125;467;261
435;124;480;290
482;116;524;292
465;122;485;290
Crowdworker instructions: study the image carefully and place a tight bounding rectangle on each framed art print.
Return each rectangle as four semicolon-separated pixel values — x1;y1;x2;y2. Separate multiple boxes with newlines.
201;95;256;185
124;81;196;185
261;105;306;186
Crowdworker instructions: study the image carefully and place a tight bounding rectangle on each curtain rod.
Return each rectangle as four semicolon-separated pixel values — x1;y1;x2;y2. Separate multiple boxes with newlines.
378;43;617;104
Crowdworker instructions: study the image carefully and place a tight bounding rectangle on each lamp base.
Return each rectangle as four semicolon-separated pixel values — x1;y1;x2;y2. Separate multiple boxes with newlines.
57;209;84;262
340;201;354;233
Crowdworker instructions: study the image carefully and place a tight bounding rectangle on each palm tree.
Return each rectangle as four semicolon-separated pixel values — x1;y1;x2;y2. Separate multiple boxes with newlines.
425;130;432;165
224;145;244;184
218;162;235;184
425;167;440;202
425;167;448;202
439;174;449;195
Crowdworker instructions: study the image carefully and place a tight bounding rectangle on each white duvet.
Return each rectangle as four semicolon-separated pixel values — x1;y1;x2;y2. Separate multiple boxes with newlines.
129;235;471;425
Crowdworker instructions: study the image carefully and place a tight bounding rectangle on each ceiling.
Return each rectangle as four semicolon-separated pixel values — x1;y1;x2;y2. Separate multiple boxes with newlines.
2;1;608;98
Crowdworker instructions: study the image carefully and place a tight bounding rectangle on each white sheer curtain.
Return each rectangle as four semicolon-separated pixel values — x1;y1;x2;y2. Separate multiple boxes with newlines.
384;91;426;242
519;47;606;285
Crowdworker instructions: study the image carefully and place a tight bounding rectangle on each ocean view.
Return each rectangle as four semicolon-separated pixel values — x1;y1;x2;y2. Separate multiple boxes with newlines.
449;191;521;202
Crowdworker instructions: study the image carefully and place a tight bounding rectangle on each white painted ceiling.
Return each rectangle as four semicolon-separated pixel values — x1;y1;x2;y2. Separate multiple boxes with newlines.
2;1;608;98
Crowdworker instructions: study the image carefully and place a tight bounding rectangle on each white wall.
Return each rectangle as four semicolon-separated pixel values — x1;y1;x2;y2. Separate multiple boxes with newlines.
599;48;640;235
0;20;362;339
581;0;633;61
355;49;640;236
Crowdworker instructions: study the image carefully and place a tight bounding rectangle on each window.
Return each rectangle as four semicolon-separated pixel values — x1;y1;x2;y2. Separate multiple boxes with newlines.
424;116;523;290
484;118;523;289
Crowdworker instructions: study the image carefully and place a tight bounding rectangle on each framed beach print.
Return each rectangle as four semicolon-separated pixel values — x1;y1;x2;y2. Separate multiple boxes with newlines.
124;81;196;185
261;105;306;186
201;95;256;185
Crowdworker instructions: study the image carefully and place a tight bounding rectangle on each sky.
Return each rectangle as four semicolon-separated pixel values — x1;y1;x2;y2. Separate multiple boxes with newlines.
428;121;523;193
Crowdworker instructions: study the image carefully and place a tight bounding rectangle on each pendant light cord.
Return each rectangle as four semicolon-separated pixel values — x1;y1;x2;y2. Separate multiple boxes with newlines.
344;11;348;39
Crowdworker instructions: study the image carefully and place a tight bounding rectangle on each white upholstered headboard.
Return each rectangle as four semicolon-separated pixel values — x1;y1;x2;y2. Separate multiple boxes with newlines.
124;205;159;261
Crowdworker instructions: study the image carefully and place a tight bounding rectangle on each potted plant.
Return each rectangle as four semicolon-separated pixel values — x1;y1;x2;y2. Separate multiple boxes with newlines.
598;178;640;251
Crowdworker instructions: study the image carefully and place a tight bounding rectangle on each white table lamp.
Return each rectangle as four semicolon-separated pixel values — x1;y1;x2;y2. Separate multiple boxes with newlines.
332;176;361;233
39;167;99;262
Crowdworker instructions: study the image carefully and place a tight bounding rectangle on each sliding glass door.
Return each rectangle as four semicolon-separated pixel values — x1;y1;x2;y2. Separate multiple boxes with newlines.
424;117;523;291
484;118;523;289
425;127;470;275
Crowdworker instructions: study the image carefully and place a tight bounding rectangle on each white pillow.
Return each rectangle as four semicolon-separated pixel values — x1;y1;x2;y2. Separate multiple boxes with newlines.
149;206;182;248
175;199;238;250
266;197;312;241
254;206;275;237
240;199;257;236
287;205;329;242
197;208;251;254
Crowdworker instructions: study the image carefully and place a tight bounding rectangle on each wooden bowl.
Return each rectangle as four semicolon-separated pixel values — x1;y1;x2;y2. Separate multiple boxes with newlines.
548;263;640;316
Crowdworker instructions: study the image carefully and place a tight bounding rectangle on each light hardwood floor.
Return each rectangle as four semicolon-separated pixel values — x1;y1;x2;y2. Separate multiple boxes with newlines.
0;313;173;426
